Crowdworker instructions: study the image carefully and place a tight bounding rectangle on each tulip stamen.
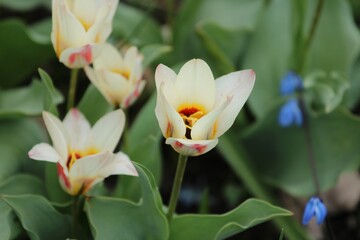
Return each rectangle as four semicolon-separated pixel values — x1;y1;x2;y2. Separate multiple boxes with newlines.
66;148;99;169
178;106;205;139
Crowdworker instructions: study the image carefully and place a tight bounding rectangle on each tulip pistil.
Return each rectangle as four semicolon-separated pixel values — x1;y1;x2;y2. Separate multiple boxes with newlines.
178;105;205;139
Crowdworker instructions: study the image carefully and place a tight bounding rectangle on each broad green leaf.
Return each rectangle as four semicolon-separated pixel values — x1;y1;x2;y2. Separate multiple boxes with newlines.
85;164;168;240
0;71;62;118
77;84;113;125
242;0;293;119
140;44;172;68
217;134;310;240
113;94;162;200
345;55;360;108
0;200;21;240
112;3;163;47
306;0;360;78
170;198;292;240
38;68;64;116
0;118;46;179
2;195;71;240
0;0;50;11
0;81;43;117
128;93;162;181
173;0;262;65
0;19;54;88
243;104;360;196
28;19;52;46
196;22;251;75
0;174;49;239
0;174;46;196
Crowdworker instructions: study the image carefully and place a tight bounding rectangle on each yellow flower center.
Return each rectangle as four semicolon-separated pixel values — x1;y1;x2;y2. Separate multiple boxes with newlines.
112;68;130;80
177;104;205;139
67;148;99;170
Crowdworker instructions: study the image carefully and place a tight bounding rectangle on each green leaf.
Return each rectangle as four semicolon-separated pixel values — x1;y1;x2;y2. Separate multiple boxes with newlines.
140;44;172;68
0;19;54;88
0;0;50;11
173;0;262;64
2;195;71;240
242;0;293;119
0;200;21;240
170;198;292;240
243;105;360;196
0;81;43;118
0;70;62;118
306;0;360;78
112;3;163;47
303;70;349;114
0;174;46;196
85;163;169;240
345;55;360;108
0;118;46;179
217;133;311;240
128;94;162;181
38;68;64;116
77;84;113;125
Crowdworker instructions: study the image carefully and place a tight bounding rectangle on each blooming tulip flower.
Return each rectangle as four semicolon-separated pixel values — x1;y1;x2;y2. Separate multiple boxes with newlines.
28;109;137;195
51;0;118;68
155;59;255;157
84;43;146;109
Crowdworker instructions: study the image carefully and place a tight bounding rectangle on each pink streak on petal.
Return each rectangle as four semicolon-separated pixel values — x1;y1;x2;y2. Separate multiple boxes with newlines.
193;144;206;154
175;141;183;148
68;45;93;66
57;163;71;189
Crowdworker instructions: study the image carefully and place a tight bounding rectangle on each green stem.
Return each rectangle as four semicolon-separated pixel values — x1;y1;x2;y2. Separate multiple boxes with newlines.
299;98;321;195
166;154;188;222
67;68;79;110
71;194;83;238
298;0;324;73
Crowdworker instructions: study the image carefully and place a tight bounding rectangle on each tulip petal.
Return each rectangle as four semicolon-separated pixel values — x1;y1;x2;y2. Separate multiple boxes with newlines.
42;111;69;162
60;43;103;68
67;0;97;30
191;96;230;140
166;138;218;157
54;0;87;50
28;143;60;163
63;109;91;151
122;80;146;109
92;43;125;71
157;83;186;139
155;64;183;138
89;109;125;152
69;151;137;194
175;59;216;111
214;69;255;138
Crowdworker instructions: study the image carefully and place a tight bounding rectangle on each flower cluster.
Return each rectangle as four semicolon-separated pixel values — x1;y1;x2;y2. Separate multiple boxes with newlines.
278;71;303;127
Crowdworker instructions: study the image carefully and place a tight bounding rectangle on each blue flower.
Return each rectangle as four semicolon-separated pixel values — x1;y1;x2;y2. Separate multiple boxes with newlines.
302;197;327;225
280;71;303;95
278;99;303;127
